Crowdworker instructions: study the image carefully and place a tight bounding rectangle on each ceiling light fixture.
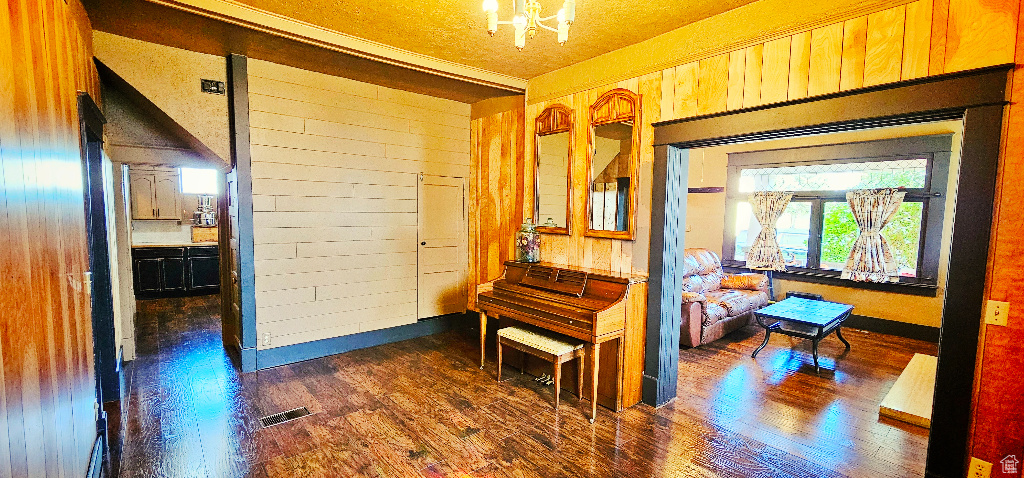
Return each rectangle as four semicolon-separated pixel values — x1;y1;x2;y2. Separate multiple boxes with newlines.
483;0;575;50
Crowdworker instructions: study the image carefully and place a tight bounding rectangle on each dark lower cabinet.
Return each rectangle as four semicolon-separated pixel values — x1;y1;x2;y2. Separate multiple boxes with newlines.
162;257;186;292
134;258;163;293
133;245;219;299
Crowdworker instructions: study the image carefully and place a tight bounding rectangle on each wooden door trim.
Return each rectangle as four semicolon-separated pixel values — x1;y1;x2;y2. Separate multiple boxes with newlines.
78;92;118;448
647;64;1011;478
227;53;258;371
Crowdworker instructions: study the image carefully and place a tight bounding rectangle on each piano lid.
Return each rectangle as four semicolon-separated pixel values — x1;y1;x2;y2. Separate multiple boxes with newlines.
504;261;648;284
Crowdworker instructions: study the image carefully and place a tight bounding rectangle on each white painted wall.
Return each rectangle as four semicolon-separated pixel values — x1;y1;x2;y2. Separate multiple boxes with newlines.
246;59;471;350
94;31;230;163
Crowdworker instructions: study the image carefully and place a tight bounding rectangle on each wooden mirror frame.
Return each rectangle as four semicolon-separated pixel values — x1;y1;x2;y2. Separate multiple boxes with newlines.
586;88;641;240
534;104;574;235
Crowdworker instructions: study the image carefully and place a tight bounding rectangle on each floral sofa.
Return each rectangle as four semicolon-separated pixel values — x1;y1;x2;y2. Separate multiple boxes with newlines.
679;248;770;347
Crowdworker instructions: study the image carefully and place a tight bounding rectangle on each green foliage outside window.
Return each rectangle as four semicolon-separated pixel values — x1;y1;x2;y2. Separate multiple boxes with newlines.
820;201;923;274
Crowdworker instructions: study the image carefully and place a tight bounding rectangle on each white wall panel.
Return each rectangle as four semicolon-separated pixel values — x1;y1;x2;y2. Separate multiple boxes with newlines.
248;59;470;349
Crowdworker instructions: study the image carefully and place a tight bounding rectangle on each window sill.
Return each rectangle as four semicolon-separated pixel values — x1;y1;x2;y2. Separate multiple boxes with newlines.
721;262;939;297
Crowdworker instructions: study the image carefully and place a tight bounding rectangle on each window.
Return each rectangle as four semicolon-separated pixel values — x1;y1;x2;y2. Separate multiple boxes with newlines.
723;135;953;288
734;201;811;267
180;167;219;195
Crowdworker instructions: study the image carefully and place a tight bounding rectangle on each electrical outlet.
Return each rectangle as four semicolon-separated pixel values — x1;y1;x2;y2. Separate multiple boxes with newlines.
262;333;272;347
985;300;1009;326
969;457;992;478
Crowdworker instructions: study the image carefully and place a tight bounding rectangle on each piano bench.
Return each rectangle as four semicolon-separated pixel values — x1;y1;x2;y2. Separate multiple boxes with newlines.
497;326;585;413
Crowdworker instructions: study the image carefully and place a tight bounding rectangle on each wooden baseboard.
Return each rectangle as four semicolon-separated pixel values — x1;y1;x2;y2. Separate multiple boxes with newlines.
844;314;939;342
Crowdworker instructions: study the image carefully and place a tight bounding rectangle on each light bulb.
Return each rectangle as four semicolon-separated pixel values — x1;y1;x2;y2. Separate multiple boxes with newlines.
558;16;568;44
563;0;575;24
487;11;498;34
514;23;526;50
557;8;565;23
512;14;527;28
482;0;498;12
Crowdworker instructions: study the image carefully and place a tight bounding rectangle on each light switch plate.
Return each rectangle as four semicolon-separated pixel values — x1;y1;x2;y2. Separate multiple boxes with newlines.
984;300;1009;326
969;457;992;478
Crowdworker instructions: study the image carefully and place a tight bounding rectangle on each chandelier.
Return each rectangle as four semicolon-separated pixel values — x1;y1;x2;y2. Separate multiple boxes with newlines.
482;0;576;50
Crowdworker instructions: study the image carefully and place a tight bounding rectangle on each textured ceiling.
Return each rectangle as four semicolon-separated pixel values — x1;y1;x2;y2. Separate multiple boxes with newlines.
234;0;759;79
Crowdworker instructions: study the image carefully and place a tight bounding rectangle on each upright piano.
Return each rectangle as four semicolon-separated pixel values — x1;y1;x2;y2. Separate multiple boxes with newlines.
476;261;648;417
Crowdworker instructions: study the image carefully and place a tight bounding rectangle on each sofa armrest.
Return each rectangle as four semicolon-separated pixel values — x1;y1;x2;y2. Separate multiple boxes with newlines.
679;294;705;347
721;273;769;293
681;291;706;305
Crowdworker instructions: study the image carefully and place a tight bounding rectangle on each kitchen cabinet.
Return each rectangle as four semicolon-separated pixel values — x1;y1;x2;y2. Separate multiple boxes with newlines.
130;167;181;220
186;246;220;291
132;246;219;299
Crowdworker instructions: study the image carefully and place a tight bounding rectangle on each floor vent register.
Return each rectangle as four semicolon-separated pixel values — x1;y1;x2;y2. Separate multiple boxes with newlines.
259;407;311;428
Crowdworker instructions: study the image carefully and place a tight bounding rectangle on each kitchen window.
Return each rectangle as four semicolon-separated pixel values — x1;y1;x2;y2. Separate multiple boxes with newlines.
180;167;219;195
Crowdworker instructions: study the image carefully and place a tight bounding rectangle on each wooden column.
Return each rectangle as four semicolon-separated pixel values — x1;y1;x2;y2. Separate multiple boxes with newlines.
643;145;689;407
226;53;258;371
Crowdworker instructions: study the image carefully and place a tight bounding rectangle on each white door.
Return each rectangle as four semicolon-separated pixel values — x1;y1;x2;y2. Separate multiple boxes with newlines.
418;175;467;319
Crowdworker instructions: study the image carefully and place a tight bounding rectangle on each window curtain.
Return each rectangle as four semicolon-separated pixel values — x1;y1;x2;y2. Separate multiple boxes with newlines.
745;191;793;271
841;188;906;282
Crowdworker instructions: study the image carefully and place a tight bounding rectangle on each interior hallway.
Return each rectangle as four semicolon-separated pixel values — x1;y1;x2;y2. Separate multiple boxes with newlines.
117;295;935;478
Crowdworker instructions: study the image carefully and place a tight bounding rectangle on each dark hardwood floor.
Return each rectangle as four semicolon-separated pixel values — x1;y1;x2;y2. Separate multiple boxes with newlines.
117;295;935;477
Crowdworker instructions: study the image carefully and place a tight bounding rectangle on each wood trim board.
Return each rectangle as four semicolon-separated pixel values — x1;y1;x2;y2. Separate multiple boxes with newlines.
227;53;259;371
880;353;937;428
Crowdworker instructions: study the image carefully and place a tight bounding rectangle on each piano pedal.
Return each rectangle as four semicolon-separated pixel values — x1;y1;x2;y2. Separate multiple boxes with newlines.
534;374;554;386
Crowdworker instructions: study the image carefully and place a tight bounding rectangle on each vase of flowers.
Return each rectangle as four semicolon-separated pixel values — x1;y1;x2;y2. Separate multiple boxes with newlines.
515;219;541;263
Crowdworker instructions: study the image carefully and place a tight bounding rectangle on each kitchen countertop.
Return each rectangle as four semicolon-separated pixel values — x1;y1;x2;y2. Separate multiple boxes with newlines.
131;242;218;248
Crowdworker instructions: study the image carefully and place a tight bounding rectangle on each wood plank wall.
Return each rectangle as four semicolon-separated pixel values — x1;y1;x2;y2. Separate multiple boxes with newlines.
467;106;525;311
469;0;1022;465
975;0;1024;466
245;59;471;351
0;0;102;475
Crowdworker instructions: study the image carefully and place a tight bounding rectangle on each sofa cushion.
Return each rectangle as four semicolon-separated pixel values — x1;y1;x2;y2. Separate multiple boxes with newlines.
720;273;769;292
705;289;770;316
682;273;723;294
681;248;724;294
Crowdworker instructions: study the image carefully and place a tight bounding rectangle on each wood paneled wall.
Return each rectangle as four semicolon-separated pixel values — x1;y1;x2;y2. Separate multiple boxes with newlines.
468;105;525;310
659;0;1017;122
522;76;660;278
974;0;1024;465
466;0;1023;466
246;59;471;350
0;0;102;475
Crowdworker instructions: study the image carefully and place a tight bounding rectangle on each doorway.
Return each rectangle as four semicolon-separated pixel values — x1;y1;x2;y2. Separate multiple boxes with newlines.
645;66;1010;477
79;93;118;416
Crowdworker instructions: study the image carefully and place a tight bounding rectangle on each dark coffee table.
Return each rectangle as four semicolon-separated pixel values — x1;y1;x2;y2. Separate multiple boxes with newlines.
752;297;854;373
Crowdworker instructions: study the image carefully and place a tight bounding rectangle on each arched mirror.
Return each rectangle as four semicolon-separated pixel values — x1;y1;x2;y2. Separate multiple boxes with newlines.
534;104;573;234
587;88;640;240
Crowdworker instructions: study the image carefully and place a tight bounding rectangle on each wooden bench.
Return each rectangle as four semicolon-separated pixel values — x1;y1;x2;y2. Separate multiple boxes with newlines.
497;325;588;418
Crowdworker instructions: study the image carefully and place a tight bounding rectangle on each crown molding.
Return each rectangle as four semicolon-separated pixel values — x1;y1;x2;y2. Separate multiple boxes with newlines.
145;0;528;92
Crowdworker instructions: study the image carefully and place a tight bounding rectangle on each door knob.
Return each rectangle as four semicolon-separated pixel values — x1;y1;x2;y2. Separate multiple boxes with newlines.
421;241;427;245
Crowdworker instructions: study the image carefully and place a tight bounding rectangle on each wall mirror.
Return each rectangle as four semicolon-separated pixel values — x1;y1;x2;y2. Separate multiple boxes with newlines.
587;89;640;240
534;104;573;234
